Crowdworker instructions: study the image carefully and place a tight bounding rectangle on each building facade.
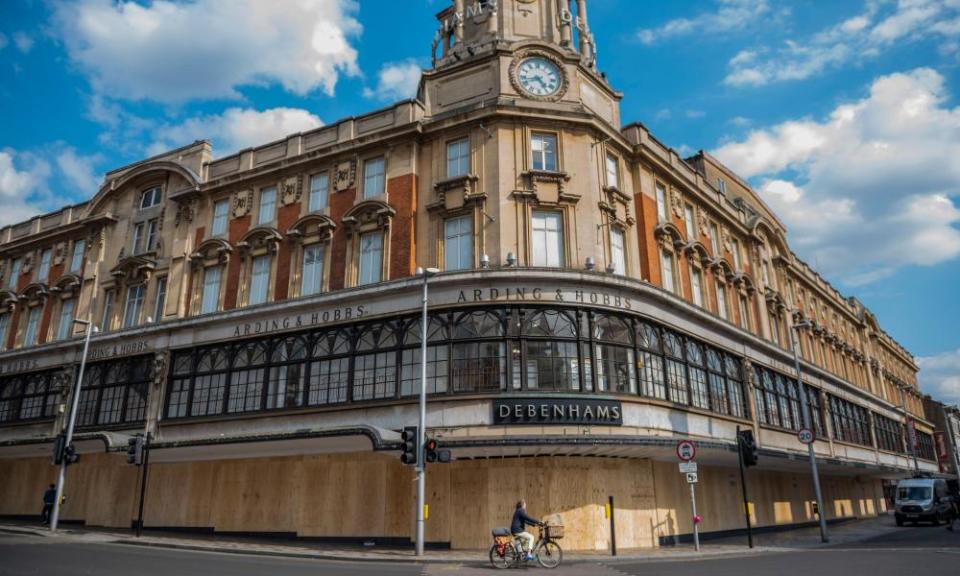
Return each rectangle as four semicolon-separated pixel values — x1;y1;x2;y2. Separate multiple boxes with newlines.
0;0;938;550
922;396;960;477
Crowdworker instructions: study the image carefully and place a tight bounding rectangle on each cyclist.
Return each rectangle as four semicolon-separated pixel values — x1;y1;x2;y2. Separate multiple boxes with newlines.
511;500;543;561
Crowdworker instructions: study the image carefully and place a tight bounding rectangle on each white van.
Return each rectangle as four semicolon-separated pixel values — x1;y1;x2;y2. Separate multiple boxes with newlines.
894;477;954;526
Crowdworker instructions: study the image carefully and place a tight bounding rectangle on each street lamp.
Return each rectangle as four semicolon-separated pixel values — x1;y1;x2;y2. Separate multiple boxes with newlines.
415;266;439;556
50;318;98;533
789;316;829;543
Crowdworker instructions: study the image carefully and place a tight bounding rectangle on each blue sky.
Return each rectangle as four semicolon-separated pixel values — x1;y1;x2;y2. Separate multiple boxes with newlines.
1;0;959;402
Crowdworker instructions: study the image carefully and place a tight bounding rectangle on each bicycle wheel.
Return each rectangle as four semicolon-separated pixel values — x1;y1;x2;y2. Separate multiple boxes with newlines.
489;544;516;569
537;541;563;569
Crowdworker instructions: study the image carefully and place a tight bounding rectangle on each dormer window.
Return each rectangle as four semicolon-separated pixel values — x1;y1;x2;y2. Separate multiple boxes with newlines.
140;186;163;210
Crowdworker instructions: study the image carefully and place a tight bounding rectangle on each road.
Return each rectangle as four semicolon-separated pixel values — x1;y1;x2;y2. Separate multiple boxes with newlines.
0;525;957;576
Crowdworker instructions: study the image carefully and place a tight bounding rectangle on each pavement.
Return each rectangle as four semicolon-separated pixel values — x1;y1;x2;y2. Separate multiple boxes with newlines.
0;514;930;564
0;517;957;576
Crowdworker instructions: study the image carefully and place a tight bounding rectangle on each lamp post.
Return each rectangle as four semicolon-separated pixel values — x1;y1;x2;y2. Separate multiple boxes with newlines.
415;267;439;557
789;316;829;543
50;318;97;533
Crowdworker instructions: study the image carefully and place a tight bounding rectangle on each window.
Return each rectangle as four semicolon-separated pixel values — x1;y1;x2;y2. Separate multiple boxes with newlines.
531;132;557;171
717;178;726;194
444;215;473;271
8;258;20;289
446;138;470;178
139;186;163;209
828;395;872;446
739;293;750;329
24;307;41;346
709;222;720;254
663;331;688;405
0;369;62;423
70;240;85;273
212;199;229;236
358;231;383;285
76;356;153;426
309;172;329;212
691;267;703;307
731;238;741;270
301;245;324;296
201;267;222;314
38;249;51;282
101;289;115;331
363;156;385;199
769;313;781;345
655;183;667;222
684;205;695;239
716;282;728;320
593;314;636;394
531;211;564;267
57;299;75;340
258;187;276;225
133;219;159;254
661;250;675;293
875;414;904;453
123;284;145;328
605;153;619;188
154;277;167;322
249;255;271;305
610;228;625;274
0;313;9;350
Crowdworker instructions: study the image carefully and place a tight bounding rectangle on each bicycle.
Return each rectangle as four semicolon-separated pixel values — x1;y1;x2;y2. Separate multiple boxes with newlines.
489;523;564;569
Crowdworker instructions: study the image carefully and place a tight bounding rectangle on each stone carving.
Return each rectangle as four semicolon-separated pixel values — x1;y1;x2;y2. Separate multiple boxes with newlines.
233;190;254;218
21;253;33;274
280;175;302;206
152;351;168;388
174;197;196;227
697;210;709;236
53;242;66;266
670;189;683;218
334;160;356;192
721;225;733;252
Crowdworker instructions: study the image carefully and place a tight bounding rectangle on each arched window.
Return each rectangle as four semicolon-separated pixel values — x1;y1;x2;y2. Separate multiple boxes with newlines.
401;316;450;396
636;321;666;400
663;330;688;404
593;314;635;394
522;309;580;392
191;347;228;417
229;341;268;413
353;322;399;401
686;340;709;409
268;336;308;409
308;328;352;405
451;310;505;393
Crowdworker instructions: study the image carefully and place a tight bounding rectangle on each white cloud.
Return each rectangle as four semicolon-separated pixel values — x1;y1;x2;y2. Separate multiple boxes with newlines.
12;32;33;54
686;110;707;119
363;60;422;101
918;348;960;405
725;0;960;86
0;32;9;51
0;149;50;226
636;0;772;44
714;68;960;284
148;107;324;157
56;148;102;194
52;0;361;103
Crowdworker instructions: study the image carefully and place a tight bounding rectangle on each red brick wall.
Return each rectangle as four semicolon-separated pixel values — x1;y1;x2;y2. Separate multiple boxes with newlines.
274;203;301;301
225;218;250;310
388;173;416;280
36;262;64;345
5;308;19;350
636;194;659;285
328;188;356;291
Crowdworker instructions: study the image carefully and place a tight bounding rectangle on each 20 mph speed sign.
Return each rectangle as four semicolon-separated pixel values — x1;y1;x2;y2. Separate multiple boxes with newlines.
797;428;815;444
676;440;696;461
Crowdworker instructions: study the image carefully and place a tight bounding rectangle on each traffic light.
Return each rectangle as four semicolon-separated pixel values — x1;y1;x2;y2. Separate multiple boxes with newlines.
52;434;66;466
400;426;418;466
63;443;80;465
424;438;451;464
738;429;759;467
127;435;145;466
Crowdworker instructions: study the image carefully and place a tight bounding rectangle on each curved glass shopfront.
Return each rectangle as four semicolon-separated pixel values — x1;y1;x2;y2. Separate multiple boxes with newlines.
163;305;751;422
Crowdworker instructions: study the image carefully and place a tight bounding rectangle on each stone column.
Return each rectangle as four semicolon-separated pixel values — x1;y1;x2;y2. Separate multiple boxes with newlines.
557;0;572;46
454;0;465;44
145;350;169;437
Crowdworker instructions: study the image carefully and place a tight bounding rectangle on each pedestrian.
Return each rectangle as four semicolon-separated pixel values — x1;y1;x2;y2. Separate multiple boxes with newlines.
41;484;56;525
946;494;959;532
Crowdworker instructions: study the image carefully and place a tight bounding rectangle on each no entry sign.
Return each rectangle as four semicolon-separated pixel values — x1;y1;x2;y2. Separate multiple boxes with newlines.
676;440;696;462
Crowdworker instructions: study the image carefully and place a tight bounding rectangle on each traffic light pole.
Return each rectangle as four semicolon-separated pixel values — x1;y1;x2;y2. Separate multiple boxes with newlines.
736;426;753;549
790;321;829;543
135;433;151;537
415;268;436;556
50;318;94;533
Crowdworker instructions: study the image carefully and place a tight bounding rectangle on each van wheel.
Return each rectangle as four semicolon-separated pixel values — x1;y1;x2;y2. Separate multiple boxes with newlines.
932;514;941;526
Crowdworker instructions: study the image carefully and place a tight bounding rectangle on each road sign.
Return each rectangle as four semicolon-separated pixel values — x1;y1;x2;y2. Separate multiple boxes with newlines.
679;461;698;474
686;472;698;484
676;440;696;462
797;428;815;444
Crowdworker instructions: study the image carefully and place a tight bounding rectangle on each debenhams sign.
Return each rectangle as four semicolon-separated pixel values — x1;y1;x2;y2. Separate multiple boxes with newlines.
493;398;623;426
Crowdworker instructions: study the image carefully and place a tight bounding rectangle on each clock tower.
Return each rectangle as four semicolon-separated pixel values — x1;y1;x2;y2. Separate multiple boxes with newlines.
420;0;621;128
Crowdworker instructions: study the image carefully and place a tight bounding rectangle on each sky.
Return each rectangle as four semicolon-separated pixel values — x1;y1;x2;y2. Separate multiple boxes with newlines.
0;0;959;404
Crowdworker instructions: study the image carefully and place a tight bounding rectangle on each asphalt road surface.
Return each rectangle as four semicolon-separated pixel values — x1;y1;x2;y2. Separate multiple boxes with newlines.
0;525;957;576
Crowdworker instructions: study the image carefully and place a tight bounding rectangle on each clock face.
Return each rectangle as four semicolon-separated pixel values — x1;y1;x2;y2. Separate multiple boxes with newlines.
517;57;562;97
